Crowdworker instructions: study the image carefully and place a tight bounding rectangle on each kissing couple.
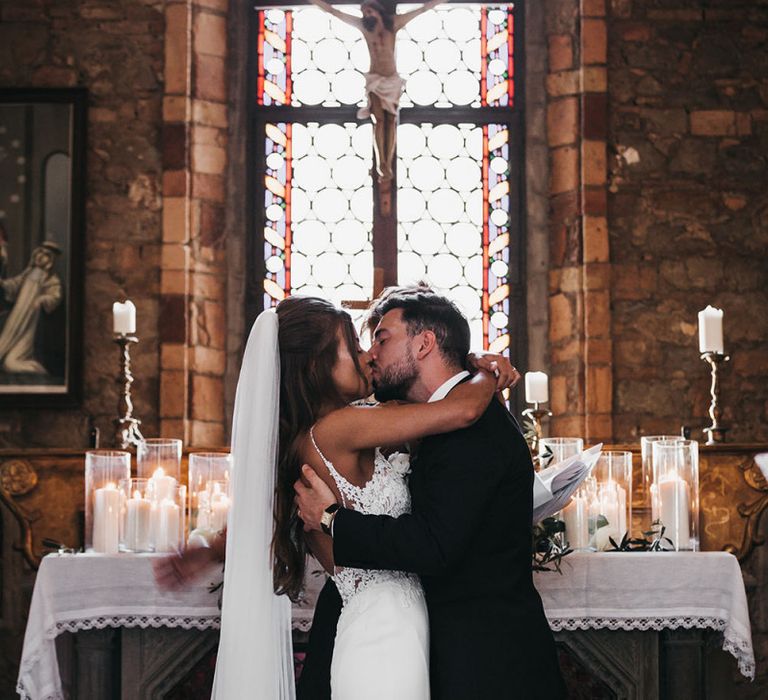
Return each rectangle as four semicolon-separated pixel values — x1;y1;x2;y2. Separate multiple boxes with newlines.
156;287;565;699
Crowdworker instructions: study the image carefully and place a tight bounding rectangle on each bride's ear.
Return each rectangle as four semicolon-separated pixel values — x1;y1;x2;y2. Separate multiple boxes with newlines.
413;330;437;360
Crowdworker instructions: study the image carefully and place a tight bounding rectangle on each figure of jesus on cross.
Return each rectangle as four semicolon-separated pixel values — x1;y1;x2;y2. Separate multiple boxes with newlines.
308;0;447;182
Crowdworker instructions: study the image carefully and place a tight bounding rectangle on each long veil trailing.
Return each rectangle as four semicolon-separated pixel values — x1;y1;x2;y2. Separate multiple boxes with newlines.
212;310;295;699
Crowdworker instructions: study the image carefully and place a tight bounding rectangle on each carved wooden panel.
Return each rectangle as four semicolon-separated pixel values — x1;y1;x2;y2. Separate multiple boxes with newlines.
120;627;219;699
555;629;658;700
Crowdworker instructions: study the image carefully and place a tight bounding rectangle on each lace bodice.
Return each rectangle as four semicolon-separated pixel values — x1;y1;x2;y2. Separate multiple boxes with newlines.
309;428;421;607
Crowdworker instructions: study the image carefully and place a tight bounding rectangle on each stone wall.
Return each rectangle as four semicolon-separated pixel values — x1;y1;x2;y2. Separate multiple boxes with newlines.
158;0;230;446
545;0;614;442
0;0;231;448
608;0;768;442
0;0;166;448
543;0;768;443
1;0;766;448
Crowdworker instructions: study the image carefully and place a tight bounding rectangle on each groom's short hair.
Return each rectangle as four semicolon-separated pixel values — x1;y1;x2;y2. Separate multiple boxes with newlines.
375;291;470;369
364;280;433;335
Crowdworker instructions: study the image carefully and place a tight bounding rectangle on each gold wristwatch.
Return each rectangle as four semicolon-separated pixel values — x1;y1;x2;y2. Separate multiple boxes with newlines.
320;503;341;535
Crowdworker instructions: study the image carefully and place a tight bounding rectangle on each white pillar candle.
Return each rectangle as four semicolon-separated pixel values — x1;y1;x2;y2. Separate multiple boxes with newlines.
118;487;126;544
125;490;152;552
210;497;230;532
607;481;628;536
525;371;549;404
587;495;601;537
155;499;181;552
563;494;589;549
179;484;187;542
93;483;120;554
658;473;691;549
113;300;136;335
698;305;724;353
598;483;621;533
196;488;212;530
650;483;661;524
150;467;176;502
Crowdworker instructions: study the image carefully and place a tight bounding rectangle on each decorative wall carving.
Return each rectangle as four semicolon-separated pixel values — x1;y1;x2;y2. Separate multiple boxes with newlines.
723;457;768;563
0;460;40;570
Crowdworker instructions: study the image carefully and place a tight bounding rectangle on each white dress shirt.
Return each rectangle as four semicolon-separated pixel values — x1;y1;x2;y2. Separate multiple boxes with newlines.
428;370;471;403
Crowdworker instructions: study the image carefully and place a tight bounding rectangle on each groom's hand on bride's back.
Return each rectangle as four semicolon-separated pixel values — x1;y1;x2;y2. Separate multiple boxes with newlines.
467;351;521;393
294;465;337;533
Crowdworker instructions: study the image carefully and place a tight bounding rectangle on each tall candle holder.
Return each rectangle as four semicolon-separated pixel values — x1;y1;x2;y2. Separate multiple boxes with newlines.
85;450;131;553
522;403;552;459
538;437;583;470
640;436;682;531
594;451;633;539
114;333;144;449
652;439;700;551
188;452;232;545
700;351;729;445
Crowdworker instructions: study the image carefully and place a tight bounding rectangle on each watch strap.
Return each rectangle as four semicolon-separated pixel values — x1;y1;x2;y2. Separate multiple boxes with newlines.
320;503;341;535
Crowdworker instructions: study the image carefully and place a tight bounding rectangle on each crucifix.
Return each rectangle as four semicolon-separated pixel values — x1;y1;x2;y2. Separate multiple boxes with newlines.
307;0;447;303
308;0;447;214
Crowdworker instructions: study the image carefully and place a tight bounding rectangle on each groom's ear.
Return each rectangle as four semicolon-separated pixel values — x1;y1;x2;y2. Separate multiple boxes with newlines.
413;329;438;360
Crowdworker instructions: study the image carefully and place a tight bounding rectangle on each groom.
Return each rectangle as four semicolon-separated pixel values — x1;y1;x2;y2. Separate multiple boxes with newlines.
295;291;566;699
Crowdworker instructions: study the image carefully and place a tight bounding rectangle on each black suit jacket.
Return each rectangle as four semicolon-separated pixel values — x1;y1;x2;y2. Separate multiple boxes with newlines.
331;398;566;700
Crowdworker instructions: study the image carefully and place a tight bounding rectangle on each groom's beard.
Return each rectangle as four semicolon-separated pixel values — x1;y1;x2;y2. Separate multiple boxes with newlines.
373;349;418;403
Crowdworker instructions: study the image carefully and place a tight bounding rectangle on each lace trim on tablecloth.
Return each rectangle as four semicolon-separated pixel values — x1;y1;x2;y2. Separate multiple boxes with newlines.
548;615;755;680
16;614;222;700
51;614;221;633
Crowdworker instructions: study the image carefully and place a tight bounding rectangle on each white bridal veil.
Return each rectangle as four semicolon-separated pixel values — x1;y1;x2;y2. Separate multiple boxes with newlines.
212;310;295;699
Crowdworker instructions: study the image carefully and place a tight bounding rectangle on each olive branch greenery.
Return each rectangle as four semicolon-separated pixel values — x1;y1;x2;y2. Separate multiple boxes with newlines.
532;517;572;573
606;520;675;552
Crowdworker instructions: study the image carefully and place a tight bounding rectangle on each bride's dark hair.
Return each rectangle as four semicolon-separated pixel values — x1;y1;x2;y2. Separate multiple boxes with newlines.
273;296;367;600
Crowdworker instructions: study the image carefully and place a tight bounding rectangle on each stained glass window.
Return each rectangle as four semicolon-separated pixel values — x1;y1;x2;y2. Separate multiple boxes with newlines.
252;3;521;359
263;121;374;324
257;6;515;109
397;123;484;343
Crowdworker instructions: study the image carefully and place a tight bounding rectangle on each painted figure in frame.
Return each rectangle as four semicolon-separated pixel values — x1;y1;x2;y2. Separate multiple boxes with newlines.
0;241;62;374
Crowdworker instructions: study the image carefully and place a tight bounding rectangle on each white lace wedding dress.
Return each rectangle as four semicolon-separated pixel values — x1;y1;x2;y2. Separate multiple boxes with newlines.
310;428;430;699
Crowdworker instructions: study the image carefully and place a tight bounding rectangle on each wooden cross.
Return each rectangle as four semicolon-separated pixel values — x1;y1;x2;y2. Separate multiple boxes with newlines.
342;266;386;311
342;172;397;311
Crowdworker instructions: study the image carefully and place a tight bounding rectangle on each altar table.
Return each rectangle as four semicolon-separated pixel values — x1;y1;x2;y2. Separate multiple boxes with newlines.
17;551;754;699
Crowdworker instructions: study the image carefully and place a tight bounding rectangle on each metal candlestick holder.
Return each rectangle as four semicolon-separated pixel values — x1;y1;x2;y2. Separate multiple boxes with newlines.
701;351;729;445
114;334;144;449
522;403;552;457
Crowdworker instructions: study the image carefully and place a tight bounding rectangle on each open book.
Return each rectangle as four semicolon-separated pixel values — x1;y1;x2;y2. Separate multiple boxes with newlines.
532;444;602;523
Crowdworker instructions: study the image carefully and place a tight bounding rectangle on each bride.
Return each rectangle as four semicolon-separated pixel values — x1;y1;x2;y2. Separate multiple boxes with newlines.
155;295;513;698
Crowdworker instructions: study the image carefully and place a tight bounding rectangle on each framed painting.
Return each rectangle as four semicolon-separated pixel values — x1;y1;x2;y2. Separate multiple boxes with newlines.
0;88;86;407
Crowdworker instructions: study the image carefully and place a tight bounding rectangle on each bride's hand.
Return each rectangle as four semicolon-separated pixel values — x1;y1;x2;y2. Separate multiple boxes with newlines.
467;351;521;392
152;543;220;591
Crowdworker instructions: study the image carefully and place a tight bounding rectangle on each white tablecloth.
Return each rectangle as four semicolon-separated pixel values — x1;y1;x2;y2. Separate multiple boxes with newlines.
534;551;755;679
17;551;755;699
17;553;222;700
